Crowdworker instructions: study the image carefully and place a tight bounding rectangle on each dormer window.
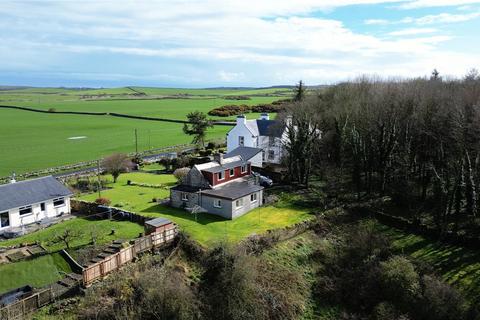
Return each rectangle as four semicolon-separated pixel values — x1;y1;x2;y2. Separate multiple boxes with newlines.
241;165;247;173
229;168;235;177
217;171;224;180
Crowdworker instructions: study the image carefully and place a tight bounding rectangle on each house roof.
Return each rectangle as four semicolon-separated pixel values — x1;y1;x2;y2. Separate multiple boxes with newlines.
201;159;247;174
244;118;284;138
145;217;173;228
225;146;263;161
170;185;206;193
0;176;73;212
200;179;263;200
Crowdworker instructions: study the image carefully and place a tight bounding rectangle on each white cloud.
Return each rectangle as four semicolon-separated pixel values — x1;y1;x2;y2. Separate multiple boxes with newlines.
407;12;480;24
398;0;480;9
388;28;437;36
365;19;391;25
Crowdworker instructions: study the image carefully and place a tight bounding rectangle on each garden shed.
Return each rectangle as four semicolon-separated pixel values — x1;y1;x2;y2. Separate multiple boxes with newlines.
144;217;175;235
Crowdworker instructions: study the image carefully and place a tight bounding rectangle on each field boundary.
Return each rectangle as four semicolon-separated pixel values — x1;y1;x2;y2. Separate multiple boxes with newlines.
0;104;235;126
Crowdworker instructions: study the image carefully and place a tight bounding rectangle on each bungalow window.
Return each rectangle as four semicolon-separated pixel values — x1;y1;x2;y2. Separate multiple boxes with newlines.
229;168;235;177
217;171;224;180
239;136;244;146
0;212;9;228
181;193;188;201
40;203;45;211
19;205;32;216
213;199;222;208
268;150;275;160
250;193;258;203
241;165;247;173
235;198;243;208
53;198;65;207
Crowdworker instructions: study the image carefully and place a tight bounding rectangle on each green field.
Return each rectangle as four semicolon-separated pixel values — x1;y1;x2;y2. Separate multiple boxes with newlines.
0;253;72;293
78;172;313;247
0;87;291;177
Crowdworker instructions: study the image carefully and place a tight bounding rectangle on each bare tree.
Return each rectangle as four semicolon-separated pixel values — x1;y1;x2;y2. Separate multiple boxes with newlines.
102;153;133;183
173;167;191;183
51;228;82;249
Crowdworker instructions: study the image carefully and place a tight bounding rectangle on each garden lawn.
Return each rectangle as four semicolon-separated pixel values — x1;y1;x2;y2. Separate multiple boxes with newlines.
0;218;144;252
0;253;72;293
79;173;313;247
376;223;480;304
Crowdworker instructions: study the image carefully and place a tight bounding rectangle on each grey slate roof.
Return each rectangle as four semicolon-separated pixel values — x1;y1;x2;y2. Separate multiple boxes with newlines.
201;180;264;200
145;217;173;227
225;146;262;161
170;185;206;193
0;176;73;212
201;160;247;174
256;119;283;137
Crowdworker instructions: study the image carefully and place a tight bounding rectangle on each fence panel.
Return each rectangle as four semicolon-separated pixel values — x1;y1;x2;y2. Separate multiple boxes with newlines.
83;262;102;285
37;289;52;307
22;295;37;314
7;301;23;320
151;232;165;247
0;306;8;320
118;246;134;265
134;236;152;253
102;254;118;274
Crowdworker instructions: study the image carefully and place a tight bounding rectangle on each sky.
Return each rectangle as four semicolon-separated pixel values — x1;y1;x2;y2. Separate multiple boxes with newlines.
1;0;480;88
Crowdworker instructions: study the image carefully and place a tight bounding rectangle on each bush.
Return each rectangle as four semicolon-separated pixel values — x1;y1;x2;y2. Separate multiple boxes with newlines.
48;108;56;112
173;167;191;183
95;197;111;206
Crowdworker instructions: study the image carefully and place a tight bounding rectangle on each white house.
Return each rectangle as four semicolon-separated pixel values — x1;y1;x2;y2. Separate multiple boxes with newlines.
226;113;289;167
0;176;73;233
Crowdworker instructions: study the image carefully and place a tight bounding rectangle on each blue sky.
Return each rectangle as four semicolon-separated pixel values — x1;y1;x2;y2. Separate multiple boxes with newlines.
1;0;480;88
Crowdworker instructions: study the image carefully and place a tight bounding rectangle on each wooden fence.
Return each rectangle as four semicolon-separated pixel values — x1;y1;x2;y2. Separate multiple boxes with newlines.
0;288;52;320
82;227;177;286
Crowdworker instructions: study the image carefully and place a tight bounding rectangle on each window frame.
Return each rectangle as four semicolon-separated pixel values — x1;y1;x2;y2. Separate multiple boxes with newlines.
181;193;188;201
217;171;225;181
19;205;32;216
239;136;244;146
53;197;65;207
241;165;247;173
40;202;45;211
235;198;244;208
229;168;235;177
0;211;9;228
213;199;222;208
250;193;258;203
268;150;275;160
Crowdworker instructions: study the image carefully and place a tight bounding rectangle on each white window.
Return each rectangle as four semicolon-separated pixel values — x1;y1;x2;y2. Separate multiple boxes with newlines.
239;136;244;146
241;165;247;173
40;203;45;211
217;171;224;180
268;150;275;160
0;212;9;228
235;198;243;208
181;193;188;201
250;193;257;203
213;199;222;208
19;205;32;216
229;168;235;177
53;198;65;207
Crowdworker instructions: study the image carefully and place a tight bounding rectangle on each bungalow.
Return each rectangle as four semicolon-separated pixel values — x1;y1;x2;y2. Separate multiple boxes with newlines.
170;154;263;219
0;176;73;233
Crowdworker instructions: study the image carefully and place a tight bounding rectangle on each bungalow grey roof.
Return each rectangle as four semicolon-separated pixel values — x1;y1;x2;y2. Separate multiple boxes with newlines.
201;180;263;200
201;159;247;174
0;176;73;212
225;146;262;161
170;185;206;193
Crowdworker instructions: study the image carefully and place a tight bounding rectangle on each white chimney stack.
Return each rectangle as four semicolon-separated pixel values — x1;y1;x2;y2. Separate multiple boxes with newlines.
260;113;269;120
236;114;246;125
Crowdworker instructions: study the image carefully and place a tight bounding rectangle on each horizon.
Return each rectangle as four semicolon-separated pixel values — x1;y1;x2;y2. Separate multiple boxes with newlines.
1;0;480;87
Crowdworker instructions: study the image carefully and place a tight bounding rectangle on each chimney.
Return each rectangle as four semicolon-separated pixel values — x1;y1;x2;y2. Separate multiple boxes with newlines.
10;172;16;184
214;153;224;165
236;114;246;125
260;113;269;120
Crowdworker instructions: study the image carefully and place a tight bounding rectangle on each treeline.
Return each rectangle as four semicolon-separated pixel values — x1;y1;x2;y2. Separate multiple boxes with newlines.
208;99;290;116
286;71;480;237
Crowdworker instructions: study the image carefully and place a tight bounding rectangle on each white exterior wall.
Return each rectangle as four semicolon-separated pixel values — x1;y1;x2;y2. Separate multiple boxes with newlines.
258;136;284;164
0;196;71;231
227;120;257;152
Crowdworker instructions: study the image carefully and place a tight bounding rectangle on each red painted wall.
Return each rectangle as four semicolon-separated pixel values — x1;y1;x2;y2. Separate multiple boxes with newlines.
203;164;251;186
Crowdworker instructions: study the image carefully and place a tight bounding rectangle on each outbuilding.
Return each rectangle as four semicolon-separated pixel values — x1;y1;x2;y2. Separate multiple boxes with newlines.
144;217;175;235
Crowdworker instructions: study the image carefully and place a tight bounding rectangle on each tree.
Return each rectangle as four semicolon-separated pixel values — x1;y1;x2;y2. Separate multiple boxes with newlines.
173;167;191;183
102;153;132;183
431;68;440;80
293;80;306;102
51;228;82;249
183;111;213;147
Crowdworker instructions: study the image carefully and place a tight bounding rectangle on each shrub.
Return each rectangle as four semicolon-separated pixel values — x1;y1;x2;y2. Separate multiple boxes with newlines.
380;256;420;309
173;167;191;183
95;197;111;206
47;107;56;112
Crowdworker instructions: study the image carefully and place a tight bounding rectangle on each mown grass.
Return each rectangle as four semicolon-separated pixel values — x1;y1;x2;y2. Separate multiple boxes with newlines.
0;253;72;293
0;217;144;252
376;222;480;304
78;172;313;247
